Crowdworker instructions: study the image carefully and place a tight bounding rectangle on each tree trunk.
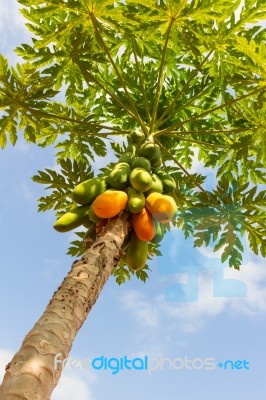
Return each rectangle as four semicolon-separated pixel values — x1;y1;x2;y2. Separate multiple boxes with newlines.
0;212;130;400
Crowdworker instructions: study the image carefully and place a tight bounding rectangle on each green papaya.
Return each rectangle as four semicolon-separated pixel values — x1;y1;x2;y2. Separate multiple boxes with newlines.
132;157;152;172
83;221;96;248
53;205;90;232
107;162;131;189
126;232;148;271
119;152;135;166
145;174;163;196
129;167;152;192
127;188;146;214
152;222;165;243
73;176;107;205
152;156;162;168
138;143;161;166
130;129;146;144
157;170;176;193
88;203;103;223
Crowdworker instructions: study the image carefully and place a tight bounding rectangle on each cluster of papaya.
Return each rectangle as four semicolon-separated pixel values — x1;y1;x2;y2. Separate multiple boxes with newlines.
53;130;177;272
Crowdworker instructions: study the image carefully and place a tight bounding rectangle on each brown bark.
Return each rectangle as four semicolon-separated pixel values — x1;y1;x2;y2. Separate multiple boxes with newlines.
0;212;130;400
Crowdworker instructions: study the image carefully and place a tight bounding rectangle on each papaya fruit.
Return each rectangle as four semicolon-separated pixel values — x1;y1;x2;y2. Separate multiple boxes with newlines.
145;173;163;196
152;221;165;243
107;162;131;190
157;170;176;193
146;192;177;223
126;232;148;271
129;167;152;192
152;156;162;168
53;205;90;232
138;143;161;166
132;207;155;241
93;190;128;218
88;203;103;223
73;176;107;205
130;129;146;144
119;152;135;166
132;157;152;172
127;188;145;214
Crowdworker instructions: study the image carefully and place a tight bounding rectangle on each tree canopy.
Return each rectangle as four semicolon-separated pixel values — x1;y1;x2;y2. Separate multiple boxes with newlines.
0;0;265;283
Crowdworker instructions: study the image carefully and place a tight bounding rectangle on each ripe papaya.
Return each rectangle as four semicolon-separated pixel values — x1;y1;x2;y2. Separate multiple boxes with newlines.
107;162;131;190
132;157;152;172
132;207;155;241
53;205;90;232
146;192;177;223
127;188;145;214
93;190;128;218
152;221;165;243
88;203;103;223
129;167;152;192
119;152;135;166
138;143;161;166
145;173;163;196
157;170;176;193
126;232;148;271
73;176;107;205
130;129;146;144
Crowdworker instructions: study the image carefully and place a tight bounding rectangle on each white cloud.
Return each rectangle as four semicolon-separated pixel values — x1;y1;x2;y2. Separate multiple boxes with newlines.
52;369;94;400
120;255;266;334
0;349;95;400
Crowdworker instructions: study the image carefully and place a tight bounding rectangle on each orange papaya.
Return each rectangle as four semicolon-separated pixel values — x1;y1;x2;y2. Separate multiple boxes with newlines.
132;207;155;241
146;192;177;223
93;190;128;218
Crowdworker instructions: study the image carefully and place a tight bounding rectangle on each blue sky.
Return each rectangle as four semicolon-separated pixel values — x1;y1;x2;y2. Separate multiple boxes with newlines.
0;1;266;399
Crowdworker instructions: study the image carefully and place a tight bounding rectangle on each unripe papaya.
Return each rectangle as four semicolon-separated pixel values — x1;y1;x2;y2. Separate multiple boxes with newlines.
152;221;165;243
132;207;155;241
126;232;148;271
146;192;177;223
132;157;152;172
138;143;161;166
130;129;146;144
152;156;162;168
53;205;90;232
127;188;145;214
130;167;152;192
107;162;131;189
157;170;176;193
88;203;103;223
73;176;107;205
145;173;163;196
93;190;128;218
119;152;135;166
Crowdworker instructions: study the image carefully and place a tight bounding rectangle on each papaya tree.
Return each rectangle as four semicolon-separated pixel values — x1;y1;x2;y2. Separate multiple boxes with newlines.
0;0;266;398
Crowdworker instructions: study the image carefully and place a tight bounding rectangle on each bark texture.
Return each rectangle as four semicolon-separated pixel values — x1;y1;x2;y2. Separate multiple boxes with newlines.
0;212;130;400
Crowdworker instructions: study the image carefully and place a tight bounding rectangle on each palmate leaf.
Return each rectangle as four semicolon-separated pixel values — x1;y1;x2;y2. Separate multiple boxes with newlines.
32;158;94;212
0;0;265;275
